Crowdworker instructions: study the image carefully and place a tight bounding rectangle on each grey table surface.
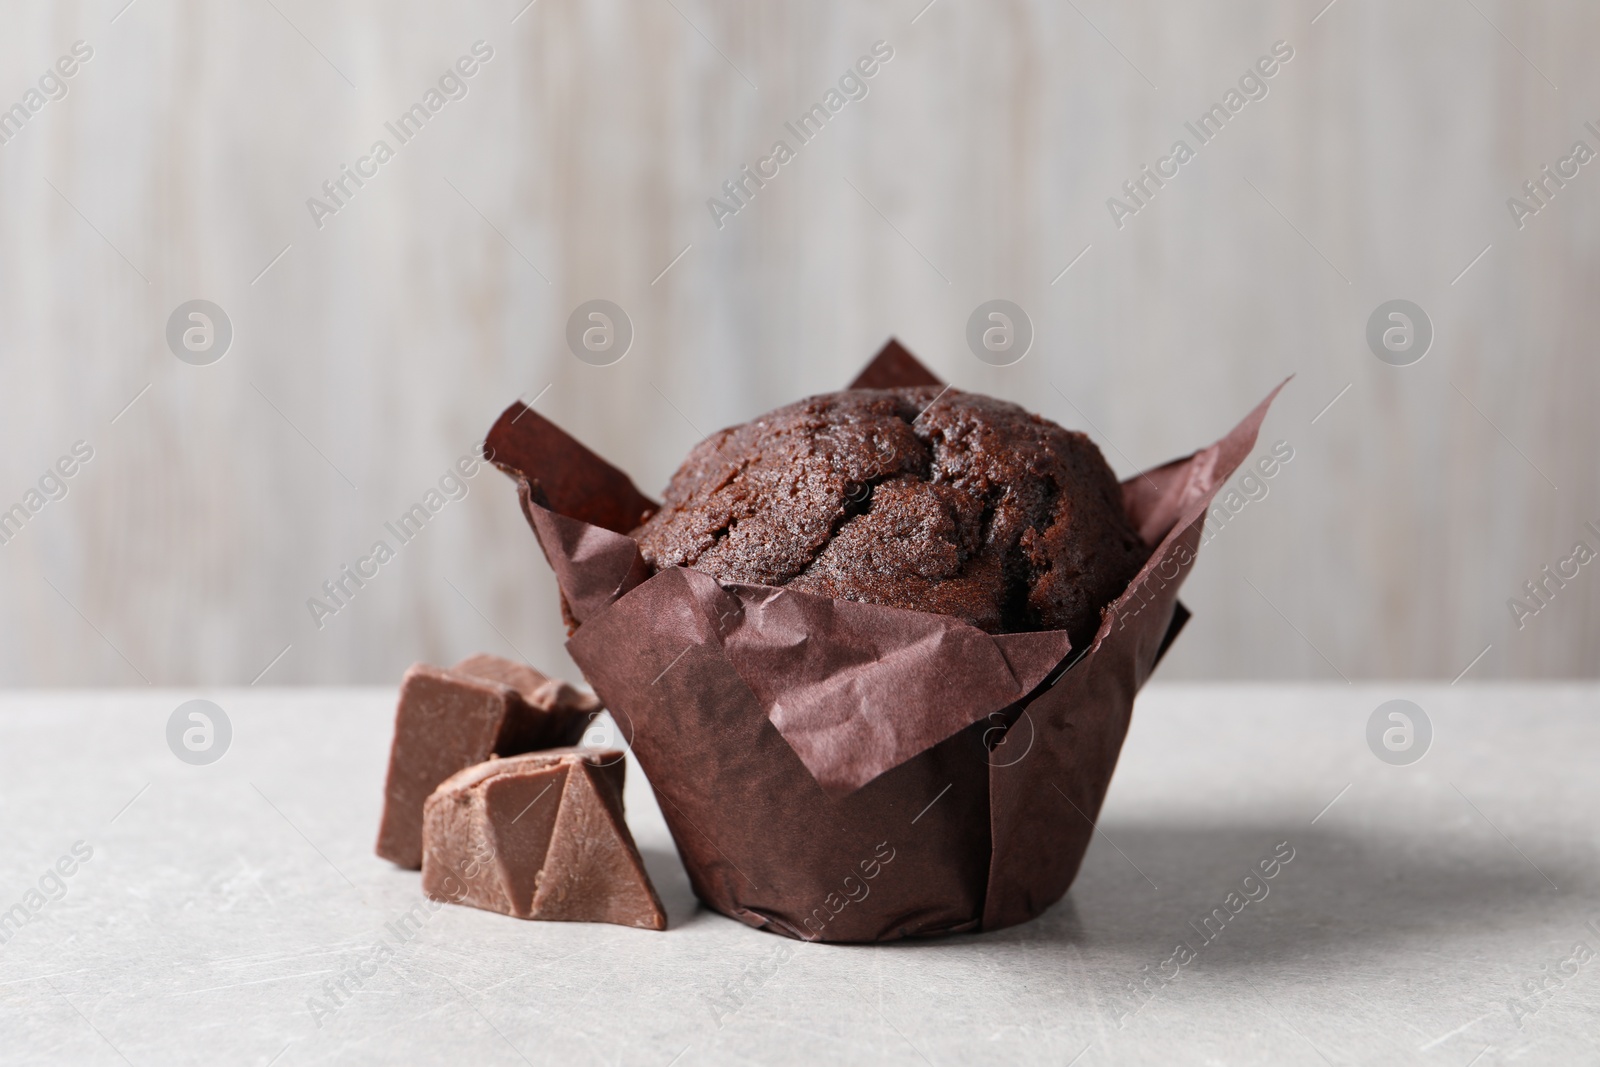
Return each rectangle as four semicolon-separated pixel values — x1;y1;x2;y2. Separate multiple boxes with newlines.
0;683;1596;1066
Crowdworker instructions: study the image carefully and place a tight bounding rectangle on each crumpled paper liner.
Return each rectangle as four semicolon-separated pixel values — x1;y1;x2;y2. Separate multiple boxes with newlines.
486;339;1285;941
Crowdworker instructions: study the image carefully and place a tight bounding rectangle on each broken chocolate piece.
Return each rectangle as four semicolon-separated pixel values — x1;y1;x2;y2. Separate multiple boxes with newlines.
375;655;601;869
451;653;603;754
421;749;666;930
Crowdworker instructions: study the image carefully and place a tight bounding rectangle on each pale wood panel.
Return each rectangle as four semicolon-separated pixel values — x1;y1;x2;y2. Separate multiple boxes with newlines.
0;0;1594;686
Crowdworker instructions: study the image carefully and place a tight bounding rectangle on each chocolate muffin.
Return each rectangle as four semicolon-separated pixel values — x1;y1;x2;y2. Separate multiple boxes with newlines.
632;387;1150;648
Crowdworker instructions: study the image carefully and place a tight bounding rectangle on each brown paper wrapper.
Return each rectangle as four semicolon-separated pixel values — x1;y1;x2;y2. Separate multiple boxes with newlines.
486;340;1286;941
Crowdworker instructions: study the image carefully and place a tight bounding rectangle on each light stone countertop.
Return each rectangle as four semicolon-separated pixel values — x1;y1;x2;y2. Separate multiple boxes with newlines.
0;683;1595;1066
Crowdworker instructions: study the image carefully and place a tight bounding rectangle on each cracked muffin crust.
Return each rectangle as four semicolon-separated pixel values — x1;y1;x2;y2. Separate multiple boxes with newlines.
632;387;1150;647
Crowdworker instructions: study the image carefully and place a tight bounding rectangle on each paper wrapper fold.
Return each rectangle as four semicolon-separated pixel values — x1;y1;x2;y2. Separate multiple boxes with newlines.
487;340;1286;941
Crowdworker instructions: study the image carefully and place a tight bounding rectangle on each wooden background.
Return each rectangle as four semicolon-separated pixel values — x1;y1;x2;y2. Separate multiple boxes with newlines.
0;0;1594;687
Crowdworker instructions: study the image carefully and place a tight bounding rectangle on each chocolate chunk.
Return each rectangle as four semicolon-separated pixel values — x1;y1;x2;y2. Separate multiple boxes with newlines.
421;749;666;930
375;655;600;869
450;653;604;754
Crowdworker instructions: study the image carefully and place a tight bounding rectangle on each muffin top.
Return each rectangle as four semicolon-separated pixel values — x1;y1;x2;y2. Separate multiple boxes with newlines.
632;387;1149;647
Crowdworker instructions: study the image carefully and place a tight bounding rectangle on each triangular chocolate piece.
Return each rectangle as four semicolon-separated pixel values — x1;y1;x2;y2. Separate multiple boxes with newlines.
529;762;667;930
481;763;570;917
420;749;664;930
421;757;566;916
847;337;944;390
